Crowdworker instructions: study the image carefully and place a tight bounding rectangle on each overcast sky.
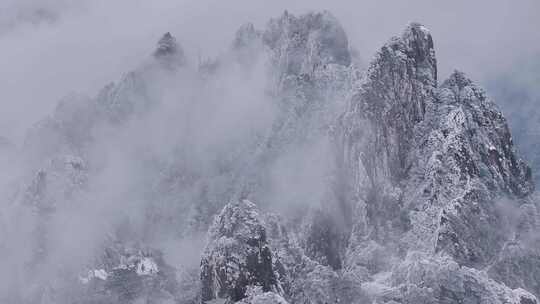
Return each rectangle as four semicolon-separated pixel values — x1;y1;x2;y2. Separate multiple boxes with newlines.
1;0;539;142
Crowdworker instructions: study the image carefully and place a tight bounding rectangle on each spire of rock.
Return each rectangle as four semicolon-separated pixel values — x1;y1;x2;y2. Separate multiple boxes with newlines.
338;21;539;303
200;200;283;303
153;32;184;65
340;22;438;191
400;22;437;84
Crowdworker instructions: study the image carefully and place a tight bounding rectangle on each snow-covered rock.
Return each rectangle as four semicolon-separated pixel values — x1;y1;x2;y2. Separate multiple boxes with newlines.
3;10;540;304
373;252;538;304
200;200;283;303
263;10;350;77
339;21;538;303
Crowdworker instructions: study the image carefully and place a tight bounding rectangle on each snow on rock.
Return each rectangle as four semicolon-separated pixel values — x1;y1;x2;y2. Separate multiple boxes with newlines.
415;70;534;268
233;12;356;272
339;22;440;265
136;256;159;276
200;200;283;303
5;11;540;304
339;21;538;303
79;269;108;284
79;242;180;303
262;10;351;77
374;252;538;304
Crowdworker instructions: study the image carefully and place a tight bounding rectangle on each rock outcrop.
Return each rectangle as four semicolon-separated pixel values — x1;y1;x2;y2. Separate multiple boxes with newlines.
263;11;351;77
200;200;283;303
154;32;185;65
4;10;540;304
339;21;538;304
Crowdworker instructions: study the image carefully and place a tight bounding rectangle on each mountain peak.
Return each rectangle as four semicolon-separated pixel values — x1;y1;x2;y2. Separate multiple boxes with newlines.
262;10;351;76
401;22;433;52
388;21;437;84
153;32;184;65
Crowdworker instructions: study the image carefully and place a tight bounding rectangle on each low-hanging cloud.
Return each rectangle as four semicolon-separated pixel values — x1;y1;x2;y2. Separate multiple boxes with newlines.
1;0;539;143
1;1;539;302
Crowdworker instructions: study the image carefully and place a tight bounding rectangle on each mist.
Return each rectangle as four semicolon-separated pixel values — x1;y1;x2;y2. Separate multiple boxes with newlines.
2;0;539;142
1;0;539;303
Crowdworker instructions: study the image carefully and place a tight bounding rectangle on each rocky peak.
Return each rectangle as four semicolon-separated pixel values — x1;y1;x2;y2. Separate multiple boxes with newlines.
208;200;265;242
399;70;534;268
262;11;351;76
400;22;437;84
153;32;184;65
436;70;533;197
200;200;282;303
337;21;540;303
340;20;532;265
341;22;438;190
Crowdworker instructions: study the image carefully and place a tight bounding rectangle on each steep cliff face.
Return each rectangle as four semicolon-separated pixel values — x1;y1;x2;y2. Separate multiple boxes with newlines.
199;15;540;304
339;23;439;268
339;21;537;304
418;71;533;267
5;9;540;304
341;22;436;185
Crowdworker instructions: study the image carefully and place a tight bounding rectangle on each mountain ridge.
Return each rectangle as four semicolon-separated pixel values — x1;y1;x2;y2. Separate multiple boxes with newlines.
1;10;538;304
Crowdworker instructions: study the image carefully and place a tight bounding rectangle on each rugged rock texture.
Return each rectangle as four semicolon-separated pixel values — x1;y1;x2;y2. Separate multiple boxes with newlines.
154;32;185;68
200;200;283;303
339;20;538;304
4;10;540;304
263;11;351;77
79;242;179;303
375;252;538;304
200;15;540;304
340;22;440;269
426;71;532;267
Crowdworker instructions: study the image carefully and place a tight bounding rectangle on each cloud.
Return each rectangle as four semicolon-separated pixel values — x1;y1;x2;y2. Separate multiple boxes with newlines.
0;1;539;301
1;0;539;142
